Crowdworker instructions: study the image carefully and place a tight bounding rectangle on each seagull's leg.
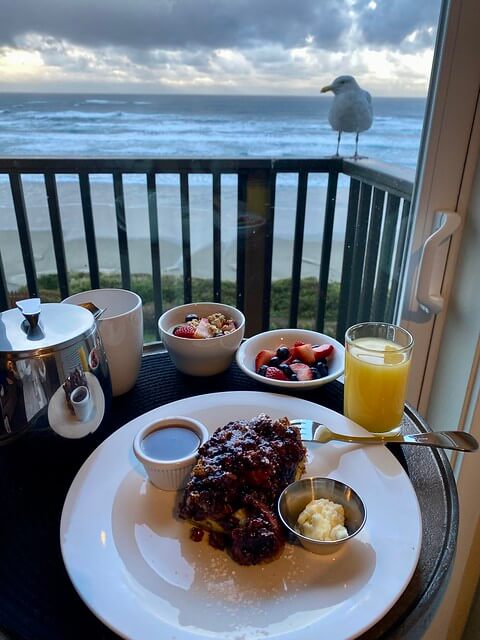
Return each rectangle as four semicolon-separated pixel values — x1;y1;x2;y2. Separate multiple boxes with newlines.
335;131;341;156
354;132;359;160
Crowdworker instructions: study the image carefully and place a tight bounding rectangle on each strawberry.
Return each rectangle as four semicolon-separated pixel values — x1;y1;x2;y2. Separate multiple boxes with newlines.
292;343;316;365
193;317;212;339
264;366;288;381
173;323;196;338
294;340;305;347
289;363;314;381
312;344;334;361
255;349;276;371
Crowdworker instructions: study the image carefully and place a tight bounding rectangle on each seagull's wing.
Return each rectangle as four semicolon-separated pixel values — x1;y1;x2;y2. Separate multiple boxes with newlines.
364;90;373;123
329;90;373;133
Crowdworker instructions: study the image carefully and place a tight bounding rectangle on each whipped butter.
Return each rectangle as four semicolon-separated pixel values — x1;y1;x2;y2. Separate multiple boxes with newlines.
296;498;348;541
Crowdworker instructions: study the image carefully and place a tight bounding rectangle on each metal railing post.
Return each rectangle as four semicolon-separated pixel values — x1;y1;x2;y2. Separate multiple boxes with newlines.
44;172;69;300
0;157;414;341
0;254;8;311
236;168;275;336
9;172;38;298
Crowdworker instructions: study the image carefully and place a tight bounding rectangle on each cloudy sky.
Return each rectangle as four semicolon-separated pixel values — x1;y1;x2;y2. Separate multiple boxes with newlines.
0;0;441;96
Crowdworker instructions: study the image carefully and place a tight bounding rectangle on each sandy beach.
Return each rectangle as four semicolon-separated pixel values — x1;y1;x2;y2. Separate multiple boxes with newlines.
0;178;349;290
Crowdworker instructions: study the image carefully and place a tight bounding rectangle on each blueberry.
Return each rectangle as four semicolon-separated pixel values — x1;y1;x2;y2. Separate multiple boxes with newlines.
279;363;292;377
291;358;302;364
269;356;281;367
257;365;268;376
290;373;298;381
185;313;198;322
316;358;327;367
316;363;329;378
276;346;290;361
310;368;320;379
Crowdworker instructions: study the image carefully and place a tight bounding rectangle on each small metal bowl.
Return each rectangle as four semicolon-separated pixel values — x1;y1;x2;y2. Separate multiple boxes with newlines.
278;477;367;555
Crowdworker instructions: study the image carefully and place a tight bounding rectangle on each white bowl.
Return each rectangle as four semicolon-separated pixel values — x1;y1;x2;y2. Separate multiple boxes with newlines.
158;302;245;376
236;328;344;389
133;415;209;491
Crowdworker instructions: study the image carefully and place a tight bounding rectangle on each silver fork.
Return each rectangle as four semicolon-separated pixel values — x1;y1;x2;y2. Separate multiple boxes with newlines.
290;418;479;453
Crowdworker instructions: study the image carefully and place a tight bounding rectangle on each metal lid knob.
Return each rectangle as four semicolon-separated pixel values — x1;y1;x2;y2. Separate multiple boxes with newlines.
16;298;41;331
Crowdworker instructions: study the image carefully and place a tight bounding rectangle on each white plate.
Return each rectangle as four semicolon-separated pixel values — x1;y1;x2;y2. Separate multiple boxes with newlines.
236;328;345;388
60;391;421;640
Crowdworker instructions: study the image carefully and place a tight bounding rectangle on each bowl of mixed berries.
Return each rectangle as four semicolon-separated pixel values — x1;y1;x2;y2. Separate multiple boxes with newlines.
159;302;245;376
236;328;344;389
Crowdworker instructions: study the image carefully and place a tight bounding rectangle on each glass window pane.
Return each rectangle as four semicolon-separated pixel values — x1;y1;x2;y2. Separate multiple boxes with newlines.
0;0;442;341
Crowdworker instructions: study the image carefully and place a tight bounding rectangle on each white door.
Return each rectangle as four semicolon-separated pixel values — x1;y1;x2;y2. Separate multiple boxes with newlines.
398;0;480;636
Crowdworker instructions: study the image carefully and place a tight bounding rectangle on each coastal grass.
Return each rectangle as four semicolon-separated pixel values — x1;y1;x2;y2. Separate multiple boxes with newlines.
12;273;340;342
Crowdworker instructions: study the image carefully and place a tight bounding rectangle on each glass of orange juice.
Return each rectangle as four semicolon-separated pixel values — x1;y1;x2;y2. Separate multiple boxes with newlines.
344;322;414;434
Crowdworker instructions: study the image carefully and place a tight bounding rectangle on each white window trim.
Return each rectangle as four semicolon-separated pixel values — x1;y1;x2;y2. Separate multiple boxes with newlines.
400;0;480;636
400;0;480;415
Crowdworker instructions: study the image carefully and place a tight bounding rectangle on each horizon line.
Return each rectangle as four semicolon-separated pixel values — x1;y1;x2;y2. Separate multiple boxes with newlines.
0;89;427;99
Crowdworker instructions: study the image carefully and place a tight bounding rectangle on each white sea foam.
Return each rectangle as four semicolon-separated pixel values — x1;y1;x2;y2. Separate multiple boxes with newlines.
84;98;128;104
0;94;425;166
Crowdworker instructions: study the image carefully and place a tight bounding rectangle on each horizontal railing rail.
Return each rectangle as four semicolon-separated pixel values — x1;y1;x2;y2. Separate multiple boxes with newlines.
0;157;414;342
0;157;343;174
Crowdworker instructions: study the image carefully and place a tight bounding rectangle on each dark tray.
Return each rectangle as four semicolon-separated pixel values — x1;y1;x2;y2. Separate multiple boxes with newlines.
0;352;458;640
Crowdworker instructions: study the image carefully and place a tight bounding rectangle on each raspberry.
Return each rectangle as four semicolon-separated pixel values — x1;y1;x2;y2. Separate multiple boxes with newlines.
264;366;288;380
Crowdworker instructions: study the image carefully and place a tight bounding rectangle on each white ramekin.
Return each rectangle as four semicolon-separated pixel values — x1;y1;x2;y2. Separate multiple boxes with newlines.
133;416;209;490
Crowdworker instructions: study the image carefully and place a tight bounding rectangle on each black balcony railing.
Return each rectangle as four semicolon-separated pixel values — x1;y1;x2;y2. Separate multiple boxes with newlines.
0;157;414;342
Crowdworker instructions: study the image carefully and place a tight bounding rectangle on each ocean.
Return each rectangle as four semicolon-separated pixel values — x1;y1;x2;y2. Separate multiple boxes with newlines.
0;93;425;167
0;93;426;287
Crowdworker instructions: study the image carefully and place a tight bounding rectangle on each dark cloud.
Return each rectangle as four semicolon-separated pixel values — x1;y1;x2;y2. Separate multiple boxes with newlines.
0;0;439;96
353;0;439;49
0;0;350;51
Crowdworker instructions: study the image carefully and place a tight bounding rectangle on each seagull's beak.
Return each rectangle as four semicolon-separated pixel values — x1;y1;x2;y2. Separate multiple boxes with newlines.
321;85;332;93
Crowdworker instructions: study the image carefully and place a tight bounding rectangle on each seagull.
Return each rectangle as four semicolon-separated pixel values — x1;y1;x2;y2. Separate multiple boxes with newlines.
321;75;373;159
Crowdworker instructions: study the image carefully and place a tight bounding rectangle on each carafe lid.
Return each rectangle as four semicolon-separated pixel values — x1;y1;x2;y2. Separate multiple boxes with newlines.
0;299;95;356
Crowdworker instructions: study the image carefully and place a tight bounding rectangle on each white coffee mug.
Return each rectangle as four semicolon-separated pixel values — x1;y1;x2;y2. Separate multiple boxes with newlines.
62;289;143;396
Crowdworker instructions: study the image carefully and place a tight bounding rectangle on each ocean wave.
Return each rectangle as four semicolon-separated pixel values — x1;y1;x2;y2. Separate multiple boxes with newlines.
83;99;128;104
10;109;128;121
0;94;425;169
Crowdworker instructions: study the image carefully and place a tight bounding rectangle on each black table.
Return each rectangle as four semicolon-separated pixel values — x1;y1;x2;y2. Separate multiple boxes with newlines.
0;351;459;640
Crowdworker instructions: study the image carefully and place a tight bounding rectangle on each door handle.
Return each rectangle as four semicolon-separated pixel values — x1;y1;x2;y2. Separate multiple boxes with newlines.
416;210;461;314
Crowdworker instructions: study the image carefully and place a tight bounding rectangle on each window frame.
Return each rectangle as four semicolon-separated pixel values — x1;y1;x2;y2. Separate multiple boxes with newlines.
399;0;480;414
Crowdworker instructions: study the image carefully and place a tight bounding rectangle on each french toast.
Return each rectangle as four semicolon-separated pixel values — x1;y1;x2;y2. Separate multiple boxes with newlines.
178;413;306;565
